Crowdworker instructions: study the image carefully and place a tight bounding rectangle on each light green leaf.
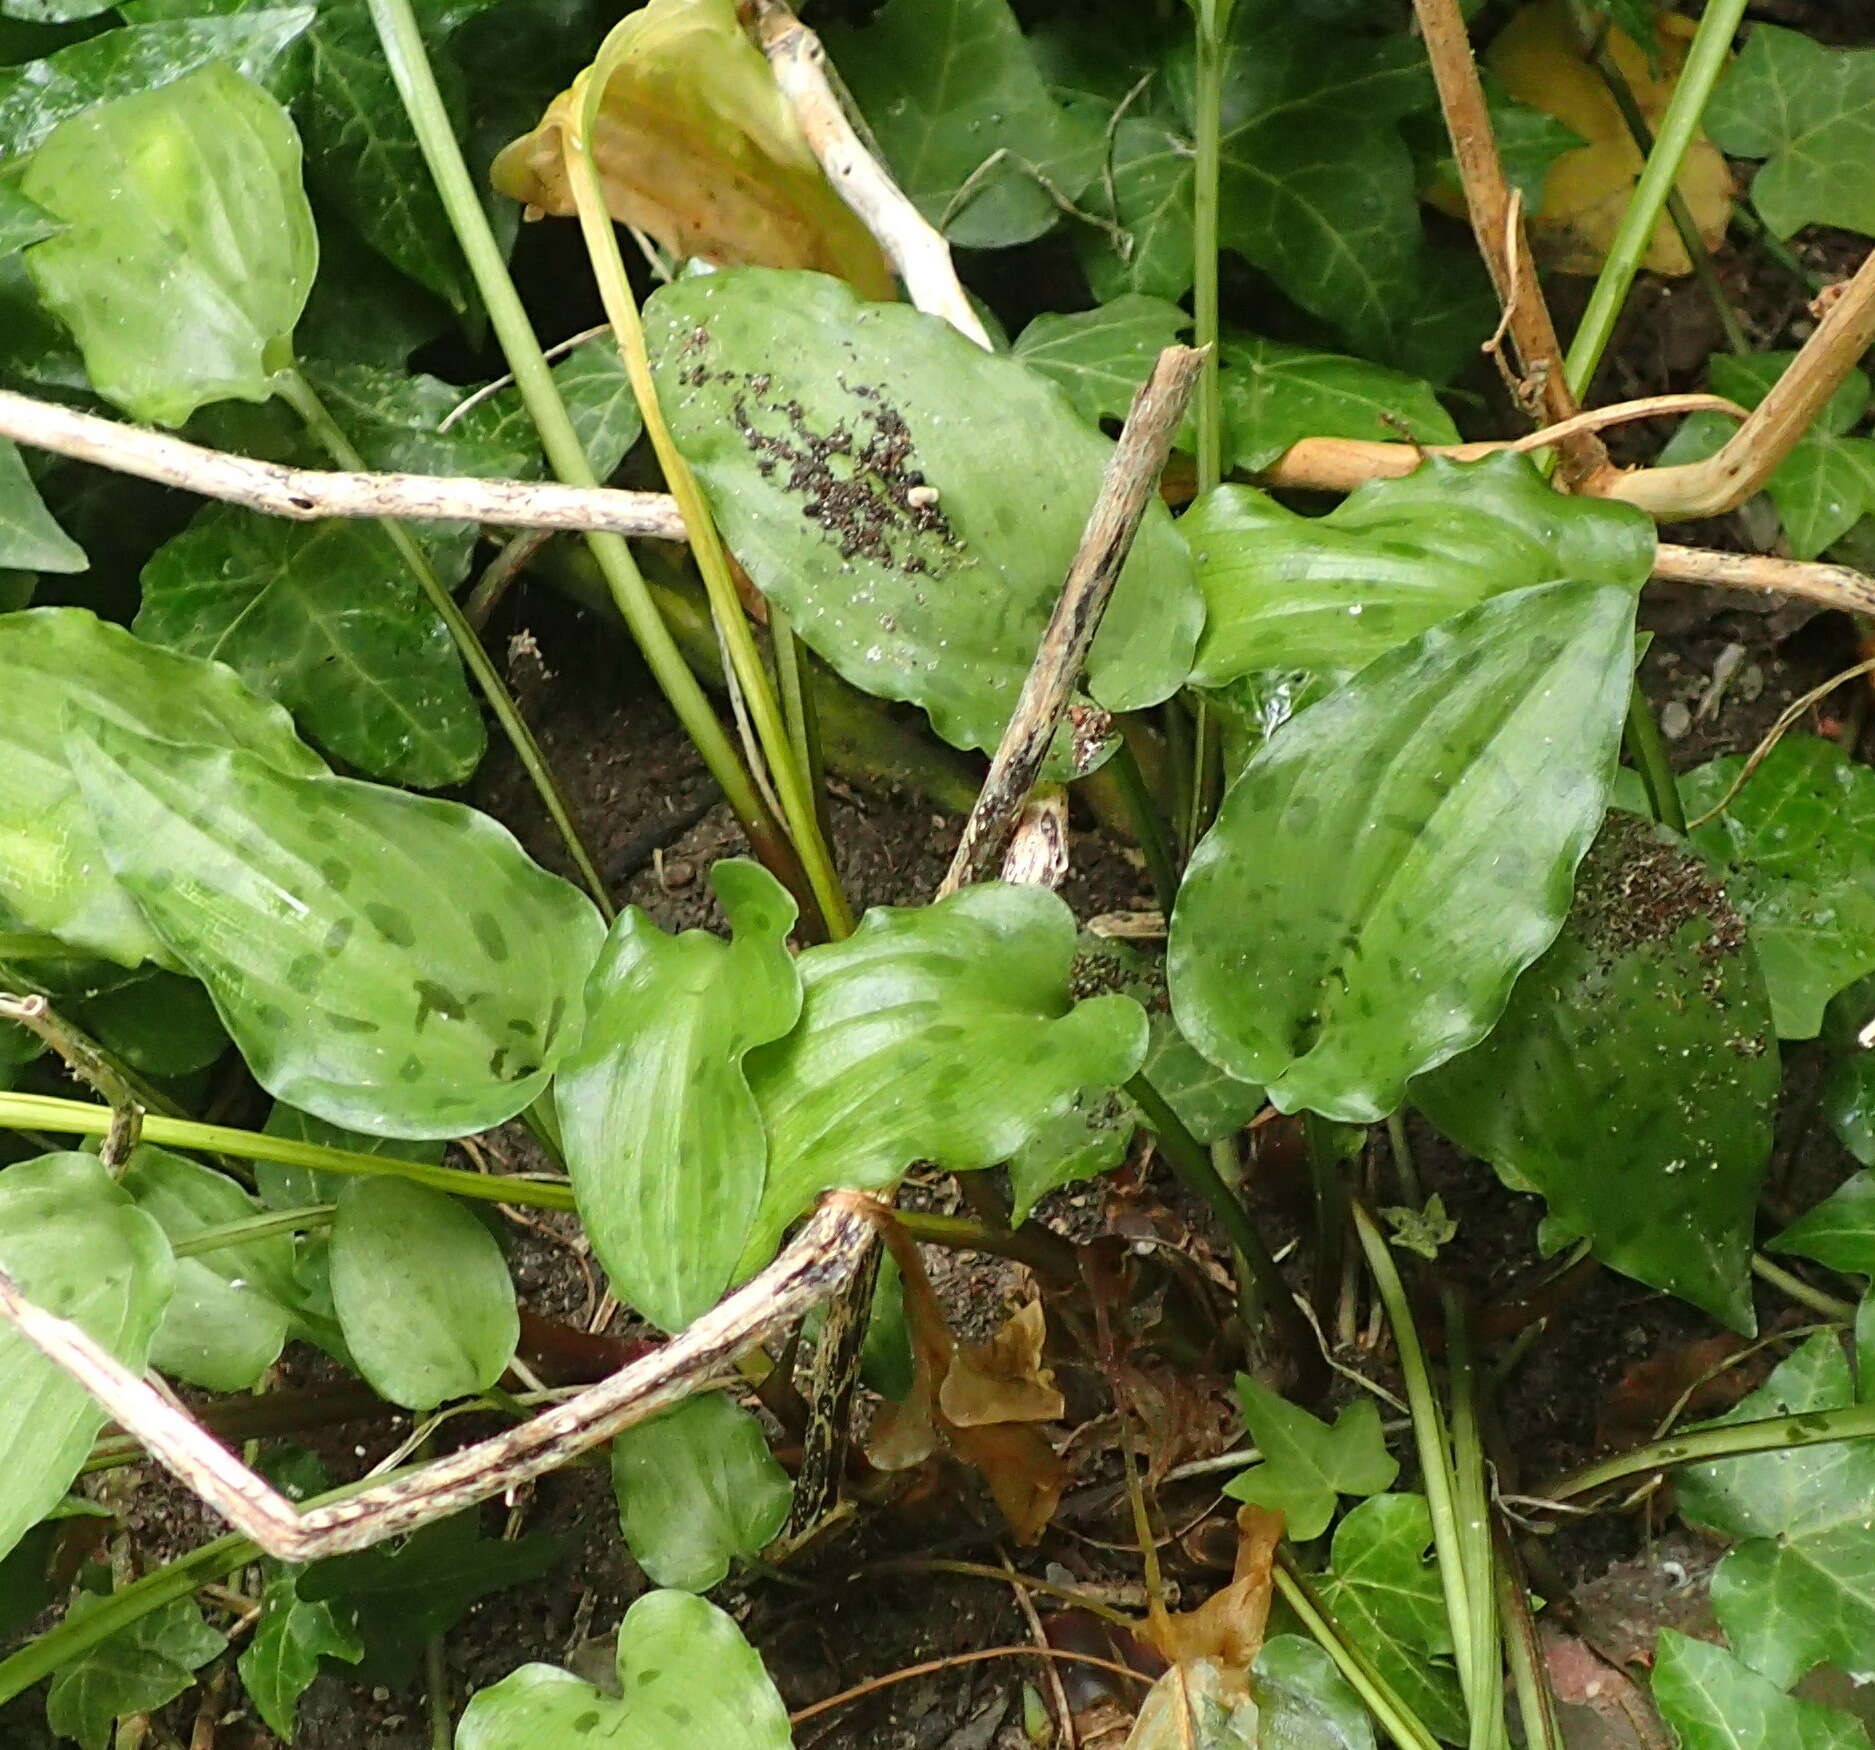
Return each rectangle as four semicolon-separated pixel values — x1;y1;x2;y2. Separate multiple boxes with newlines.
0;0;115;25
1314;1494;1464;1744
45;1596;226;1750
455;1591;791;1750
0;439;83;573
1414;813;1776;1331
237;1565;364;1741
1224;1374;1397;1541
559;860;801;1332
329;1177;516;1409
1078;118;1193;303
1186;452;1654;687
1773;1171;1875;1280
1706;26;1875;239
0;10;313;158
123;1144;298;1391
1010;295;1192;434
1218;335;1458;474
1253;1636;1377;1750
1170;581;1637;1122
611;1393;794;1592
0;1153;174;1564
1683;735;1875;1039
740;882;1149;1272
22;63;316;427
1675;1333;1875;1688
646;268;1200;760
67;711;603;1136
1652;1630;1869;1750
825;0;1102;250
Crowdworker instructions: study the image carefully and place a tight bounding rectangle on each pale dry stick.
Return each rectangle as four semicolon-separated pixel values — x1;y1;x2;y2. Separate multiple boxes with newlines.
748;0;993;351
1650;544;1875;616
0;1193;884;1560
998;785;1070;891
942;344;1207;894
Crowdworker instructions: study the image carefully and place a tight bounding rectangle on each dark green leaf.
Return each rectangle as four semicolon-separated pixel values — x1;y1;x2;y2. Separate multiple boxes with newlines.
1773;1171;1875;1280
1170;582;1637;1122
741;881;1148;1271
646;268;1201;759
1078;118;1192;303
1652;1631;1869;1749
455;1591;791;1750
257;1101;442;1208
45;1595;225;1750
1414;813;1776;1330
0;1153;174;1564
21;63;316;426
1224;1373;1397;1539
68;712;603;1135
1706;26;1875;240
1683;736;1875;1039
1010;295;1191;434
1408;71;1584;212
1253;1636;1376;1750
1824;1052;1875;1169
329;1177;516;1408
237;1566;364;1742
64;967;228;1079
294;214;451;369
611;1393;794;1592
1674;1333;1875;1688
485;333;644;478
0;438;83;572
559;860;801;1332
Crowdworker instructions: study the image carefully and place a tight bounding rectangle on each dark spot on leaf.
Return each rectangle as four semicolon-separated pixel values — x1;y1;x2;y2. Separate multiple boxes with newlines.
398;1052;424;1083
323;1010;380;1035
413;980;466;1030
324;917;354;954
365;902;416;947
319;858;352;892
573;1713;599;1734
471;911;509;963
285;951;324;993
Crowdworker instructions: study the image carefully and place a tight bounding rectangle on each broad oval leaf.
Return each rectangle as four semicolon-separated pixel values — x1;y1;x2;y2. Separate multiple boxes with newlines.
329;1177;517;1410
559;860;801;1332
1413;813;1777;1331
0;606;325;969
67;711;604;1136
1170;581;1637;1122
740;882;1149;1271
22;62;316;427
646;268;1202;759
0;1152;174;1563
610;1393;794;1591
1186;452;1654;687
455;1590;792;1750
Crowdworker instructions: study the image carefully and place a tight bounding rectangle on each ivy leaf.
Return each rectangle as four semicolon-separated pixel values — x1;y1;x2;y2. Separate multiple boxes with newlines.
1315;1494;1465;1744
646;268;1201;761
1410;70;1584;212
1683;736;1875;1039
1659;354;1875;561
1674;1333;1875;1688
1707;25;1875;240
740;882;1149;1273
328;1177;517;1409
21;63;316;427
1078;118;1193;303
66;712;604;1137
237;1565;364;1742
483;334;644;479
1185;452;1654;687
0;1154;175;1564
558;860;801;1332
1224;1374;1398;1540
45;1596;226;1750
1772;1171;1875;1280
826;0;1103;251
1653;1631;1868;1750
455;1591;791;1750
611;1393;794;1592
1170;582;1637;1123
1414;813;1776;1331
1010;295;1192;434
300;1509;563;1687
0;439;84;573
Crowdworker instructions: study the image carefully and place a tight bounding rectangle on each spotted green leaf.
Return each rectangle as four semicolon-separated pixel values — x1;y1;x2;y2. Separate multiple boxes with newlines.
1186;452;1654;688
45;1596;226;1750
559;861;801;1332
1414;814;1777;1331
22;63;316;426
237;1566;364;1742
0;608;327;969
456;1591;792;1750
1171;582;1637;1122
1652;1631;1868;1750
0;438;83;573
1224;1373;1397;1540
740;882;1149;1272
329;1177;516;1409
611;1393;793;1592
646;268;1201;760
0;1153;174;1564
66;711;603;1136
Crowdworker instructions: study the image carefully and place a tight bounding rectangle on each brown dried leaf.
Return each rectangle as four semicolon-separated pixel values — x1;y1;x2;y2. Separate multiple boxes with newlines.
940;1299;1065;1428
1143;1505;1283;1679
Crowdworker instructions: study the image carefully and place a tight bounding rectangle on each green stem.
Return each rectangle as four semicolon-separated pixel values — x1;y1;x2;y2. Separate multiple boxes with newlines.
770;607;829;848
271;366;613;921
169;1204;336;1259
1445;1294;1504;1750
360;0;813;924
0;1091;575;1210
1108;733;1181;916
1751;1251;1857;1322
1191;18;1225;494
1386;1113;1423;1205
1562;0;1750;400
1625;681;1687;834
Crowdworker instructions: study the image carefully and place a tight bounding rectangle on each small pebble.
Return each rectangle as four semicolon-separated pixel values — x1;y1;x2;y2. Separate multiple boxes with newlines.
661;857;696;889
1660;699;1692;740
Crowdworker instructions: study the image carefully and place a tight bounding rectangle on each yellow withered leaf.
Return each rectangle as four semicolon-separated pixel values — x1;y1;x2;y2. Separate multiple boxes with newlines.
1481;0;1733;276
490;0;893;298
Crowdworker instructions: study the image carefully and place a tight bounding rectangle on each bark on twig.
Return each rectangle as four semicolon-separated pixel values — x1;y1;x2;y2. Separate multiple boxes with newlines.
1651;543;1875;615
